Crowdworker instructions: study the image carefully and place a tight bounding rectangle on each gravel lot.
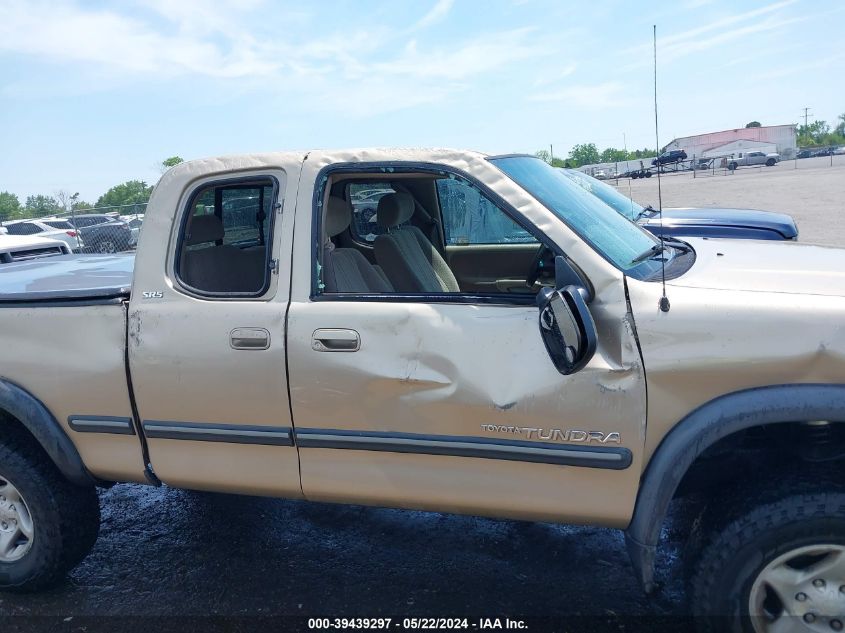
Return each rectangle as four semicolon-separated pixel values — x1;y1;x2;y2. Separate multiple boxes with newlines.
3;157;844;632
615;155;845;247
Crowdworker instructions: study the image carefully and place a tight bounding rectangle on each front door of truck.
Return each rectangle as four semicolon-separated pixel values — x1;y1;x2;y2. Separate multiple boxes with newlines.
286;156;646;526
128;161;302;497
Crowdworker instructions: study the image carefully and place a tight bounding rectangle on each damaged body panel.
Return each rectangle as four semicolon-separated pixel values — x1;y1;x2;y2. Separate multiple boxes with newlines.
1;148;844;614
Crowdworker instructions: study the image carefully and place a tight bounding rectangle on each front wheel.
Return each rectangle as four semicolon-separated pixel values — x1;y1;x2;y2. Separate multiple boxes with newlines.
766;158;776;166
691;492;845;632
0;436;100;592
728;162;738;171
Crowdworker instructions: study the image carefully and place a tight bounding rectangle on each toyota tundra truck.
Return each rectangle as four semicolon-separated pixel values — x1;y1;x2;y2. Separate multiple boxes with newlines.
1;149;843;632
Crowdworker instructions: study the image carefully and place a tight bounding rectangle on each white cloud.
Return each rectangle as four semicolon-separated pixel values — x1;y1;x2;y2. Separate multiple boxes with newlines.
414;0;455;29
0;0;550;116
623;0;800;63
532;62;577;87
0;0;281;78
529;81;626;108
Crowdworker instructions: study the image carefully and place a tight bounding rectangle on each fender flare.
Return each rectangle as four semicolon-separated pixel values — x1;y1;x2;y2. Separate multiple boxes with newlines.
0;378;94;487
625;383;845;592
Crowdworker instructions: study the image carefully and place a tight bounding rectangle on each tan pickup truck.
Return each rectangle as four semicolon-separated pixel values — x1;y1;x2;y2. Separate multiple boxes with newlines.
1;149;844;631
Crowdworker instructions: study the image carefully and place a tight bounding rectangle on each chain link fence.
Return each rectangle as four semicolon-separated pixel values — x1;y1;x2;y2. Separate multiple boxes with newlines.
1;203;148;254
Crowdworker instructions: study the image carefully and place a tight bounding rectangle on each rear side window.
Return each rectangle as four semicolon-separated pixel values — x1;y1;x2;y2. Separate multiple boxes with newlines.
175;178;277;297
44;220;73;230
346;183;401;243
6;223;41;236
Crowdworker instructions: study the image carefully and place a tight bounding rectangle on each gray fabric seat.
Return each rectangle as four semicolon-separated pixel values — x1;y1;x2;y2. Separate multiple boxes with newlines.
323;197;393;293
181;214;266;293
373;192;460;293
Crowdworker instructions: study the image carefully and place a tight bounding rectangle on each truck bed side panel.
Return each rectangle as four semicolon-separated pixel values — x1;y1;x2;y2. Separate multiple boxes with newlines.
0;302;146;482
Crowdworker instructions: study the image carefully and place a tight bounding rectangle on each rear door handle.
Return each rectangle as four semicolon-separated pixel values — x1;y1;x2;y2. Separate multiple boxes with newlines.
312;329;360;352
230;328;270;350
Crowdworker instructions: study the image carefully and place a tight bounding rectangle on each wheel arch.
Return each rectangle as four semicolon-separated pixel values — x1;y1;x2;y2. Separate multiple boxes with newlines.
625;383;845;592
0;378;94;487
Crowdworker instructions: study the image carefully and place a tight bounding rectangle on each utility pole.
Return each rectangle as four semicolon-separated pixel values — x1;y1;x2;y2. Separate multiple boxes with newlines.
801;107;813;128
550;144;554;165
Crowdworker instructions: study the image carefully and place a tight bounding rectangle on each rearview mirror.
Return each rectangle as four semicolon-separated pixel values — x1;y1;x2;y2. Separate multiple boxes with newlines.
536;285;597;375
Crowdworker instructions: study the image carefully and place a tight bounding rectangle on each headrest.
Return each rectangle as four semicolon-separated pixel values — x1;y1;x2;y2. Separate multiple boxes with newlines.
325;196;352;238
186;214;224;245
376;192;414;228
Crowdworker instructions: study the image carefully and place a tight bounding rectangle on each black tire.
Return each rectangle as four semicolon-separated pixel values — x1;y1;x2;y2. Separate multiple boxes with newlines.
691;491;845;632
0;434;100;592
95;239;117;254
765;158;776;167
644;171;653;178
728;162;738;171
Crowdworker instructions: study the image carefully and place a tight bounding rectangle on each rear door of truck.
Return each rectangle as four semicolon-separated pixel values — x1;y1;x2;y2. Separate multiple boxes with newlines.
127;156;303;496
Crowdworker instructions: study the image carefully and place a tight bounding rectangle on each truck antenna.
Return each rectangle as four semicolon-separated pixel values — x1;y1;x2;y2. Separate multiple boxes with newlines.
653;25;670;313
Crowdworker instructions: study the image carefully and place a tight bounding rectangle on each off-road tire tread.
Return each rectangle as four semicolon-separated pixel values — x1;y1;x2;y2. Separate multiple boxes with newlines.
0;432;100;592
691;491;845;632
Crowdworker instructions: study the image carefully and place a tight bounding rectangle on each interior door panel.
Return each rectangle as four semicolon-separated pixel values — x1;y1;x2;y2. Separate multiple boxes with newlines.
446;244;541;293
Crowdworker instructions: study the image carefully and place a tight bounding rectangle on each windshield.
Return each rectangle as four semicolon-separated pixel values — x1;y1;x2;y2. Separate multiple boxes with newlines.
490;156;661;273
559;169;644;221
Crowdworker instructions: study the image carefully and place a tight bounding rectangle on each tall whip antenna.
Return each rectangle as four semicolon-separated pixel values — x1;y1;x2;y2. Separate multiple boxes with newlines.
653;25;670;313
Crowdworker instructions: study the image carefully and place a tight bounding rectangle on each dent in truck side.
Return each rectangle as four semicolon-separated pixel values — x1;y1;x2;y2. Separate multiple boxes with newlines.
285;149;648;526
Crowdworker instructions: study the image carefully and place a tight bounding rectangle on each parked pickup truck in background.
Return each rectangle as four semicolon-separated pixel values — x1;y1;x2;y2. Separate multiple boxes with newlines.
561;169;799;240
1;149;843;632
727;151;780;170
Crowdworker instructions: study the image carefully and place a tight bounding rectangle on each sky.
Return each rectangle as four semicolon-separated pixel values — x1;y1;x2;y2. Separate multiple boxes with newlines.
1;0;843;203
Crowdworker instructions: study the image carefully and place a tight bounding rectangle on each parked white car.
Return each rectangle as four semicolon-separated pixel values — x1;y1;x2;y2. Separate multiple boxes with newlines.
0;234;71;264
2;218;84;251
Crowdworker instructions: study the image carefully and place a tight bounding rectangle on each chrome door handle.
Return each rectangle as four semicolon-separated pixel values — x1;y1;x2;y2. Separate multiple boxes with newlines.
312;329;360;352
230;328;270;350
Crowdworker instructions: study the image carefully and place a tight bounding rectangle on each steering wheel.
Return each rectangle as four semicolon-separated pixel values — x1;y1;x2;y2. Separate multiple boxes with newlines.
526;244;551;287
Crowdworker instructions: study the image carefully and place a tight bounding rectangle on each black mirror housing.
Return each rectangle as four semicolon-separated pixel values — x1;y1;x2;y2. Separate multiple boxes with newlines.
554;256;593;303
536;285;598;375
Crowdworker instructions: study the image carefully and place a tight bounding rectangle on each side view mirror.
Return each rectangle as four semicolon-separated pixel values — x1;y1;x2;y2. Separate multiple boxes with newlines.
536;285;597;375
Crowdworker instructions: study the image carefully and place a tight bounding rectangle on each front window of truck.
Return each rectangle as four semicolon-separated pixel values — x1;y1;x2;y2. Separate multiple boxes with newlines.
490;156;665;276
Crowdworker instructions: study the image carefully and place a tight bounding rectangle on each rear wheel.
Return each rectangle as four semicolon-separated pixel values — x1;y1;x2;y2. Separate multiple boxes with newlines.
729;162;738;170
0;436;100;592
691;492;845;632
95;239;117;254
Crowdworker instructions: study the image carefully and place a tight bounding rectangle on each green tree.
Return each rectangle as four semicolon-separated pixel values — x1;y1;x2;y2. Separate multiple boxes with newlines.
96;180;153;209
600;147;628;163
0;191;22;223
161;156;184;172
835;113;845;137
629;148;657;160
745;121;761;128
534;150;551;163
568;143;600;166
24;194;62;217
797;120;831;146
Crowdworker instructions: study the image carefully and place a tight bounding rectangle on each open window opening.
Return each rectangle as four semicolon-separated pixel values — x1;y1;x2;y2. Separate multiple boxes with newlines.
315;168;558;302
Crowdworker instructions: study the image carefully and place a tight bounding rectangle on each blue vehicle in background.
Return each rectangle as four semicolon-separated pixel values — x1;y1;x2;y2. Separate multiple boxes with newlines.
560;169;798;241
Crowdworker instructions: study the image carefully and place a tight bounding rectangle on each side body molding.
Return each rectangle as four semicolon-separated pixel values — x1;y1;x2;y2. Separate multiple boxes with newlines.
0;378;94;486
626;383;845;592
